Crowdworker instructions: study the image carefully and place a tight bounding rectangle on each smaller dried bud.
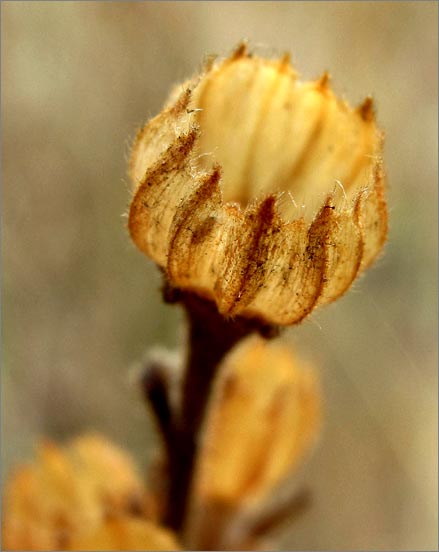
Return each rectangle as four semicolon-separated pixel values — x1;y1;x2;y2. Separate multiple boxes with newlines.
69;518;179;551
2;434;179;551
185;336;320;548
129;44;388;325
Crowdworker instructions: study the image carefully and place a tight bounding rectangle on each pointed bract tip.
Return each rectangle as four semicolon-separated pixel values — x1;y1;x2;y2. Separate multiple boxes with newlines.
279;52;291;70
313;193;337;223
258;195;277;225
173;88;192;113
317;71;331;92
210;164;222;186
358;96;374;122
231;41;249;61
203;53;218;73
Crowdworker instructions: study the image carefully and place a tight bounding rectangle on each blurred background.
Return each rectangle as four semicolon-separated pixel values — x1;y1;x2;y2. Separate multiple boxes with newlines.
2;2;437;550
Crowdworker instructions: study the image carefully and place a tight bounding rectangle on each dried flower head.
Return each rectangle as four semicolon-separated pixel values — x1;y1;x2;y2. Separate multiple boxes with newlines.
192;336;319;507
185;335;320;549
128;44;387;325
2;434;179;551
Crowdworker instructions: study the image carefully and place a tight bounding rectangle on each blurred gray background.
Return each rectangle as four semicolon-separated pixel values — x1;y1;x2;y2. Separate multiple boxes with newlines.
2;2;437;550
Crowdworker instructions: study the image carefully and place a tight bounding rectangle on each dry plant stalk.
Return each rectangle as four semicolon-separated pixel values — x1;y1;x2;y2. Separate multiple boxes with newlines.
3;43;387;551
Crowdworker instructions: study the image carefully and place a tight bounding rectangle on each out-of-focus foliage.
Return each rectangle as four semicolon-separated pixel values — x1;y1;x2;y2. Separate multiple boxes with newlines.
2;2;437;550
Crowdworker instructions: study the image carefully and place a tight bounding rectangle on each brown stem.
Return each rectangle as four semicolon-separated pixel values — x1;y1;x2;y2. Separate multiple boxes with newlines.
162;284;278;535
141;359;174;462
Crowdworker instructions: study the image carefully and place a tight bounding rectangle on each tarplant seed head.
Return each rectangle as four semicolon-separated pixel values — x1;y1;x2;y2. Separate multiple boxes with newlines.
185;335;320;549
128;43;388;325
2;434;180;550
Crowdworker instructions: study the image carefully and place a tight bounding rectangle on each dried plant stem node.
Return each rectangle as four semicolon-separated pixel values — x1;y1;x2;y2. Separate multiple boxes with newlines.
128;43;388;325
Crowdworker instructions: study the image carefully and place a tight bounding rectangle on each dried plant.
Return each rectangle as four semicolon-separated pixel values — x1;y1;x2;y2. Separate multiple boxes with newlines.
2;435;178;550
129;43;387;324
2;43;387;551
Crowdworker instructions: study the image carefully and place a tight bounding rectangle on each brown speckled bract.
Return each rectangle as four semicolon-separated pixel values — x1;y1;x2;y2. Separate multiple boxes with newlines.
128;43;388;326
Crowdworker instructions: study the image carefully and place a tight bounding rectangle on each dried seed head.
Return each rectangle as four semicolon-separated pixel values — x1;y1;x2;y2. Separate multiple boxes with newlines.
2;434;179;550
192;336;320;504
129;45;388;325
185;336;320;548
69;518;180;551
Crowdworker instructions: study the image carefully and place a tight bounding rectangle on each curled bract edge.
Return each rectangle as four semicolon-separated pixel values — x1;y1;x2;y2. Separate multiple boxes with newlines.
128;44;388;325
